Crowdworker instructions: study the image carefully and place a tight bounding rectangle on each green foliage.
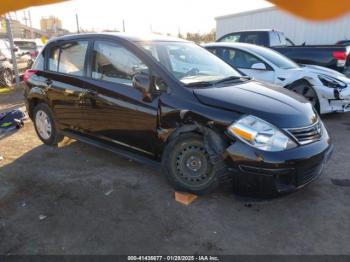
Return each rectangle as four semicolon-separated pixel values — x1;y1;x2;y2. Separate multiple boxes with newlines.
180;29;216;43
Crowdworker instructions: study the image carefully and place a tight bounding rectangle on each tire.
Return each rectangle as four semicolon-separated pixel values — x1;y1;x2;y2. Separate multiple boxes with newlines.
162;133;223;195
0;69;13;87
289;80;320;113
33;103;64;145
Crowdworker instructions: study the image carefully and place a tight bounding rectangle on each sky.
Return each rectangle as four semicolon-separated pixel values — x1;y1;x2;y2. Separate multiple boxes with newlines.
14;0;272;35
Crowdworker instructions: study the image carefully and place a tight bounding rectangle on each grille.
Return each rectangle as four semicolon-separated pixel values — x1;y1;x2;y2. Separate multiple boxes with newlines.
286;121;322;145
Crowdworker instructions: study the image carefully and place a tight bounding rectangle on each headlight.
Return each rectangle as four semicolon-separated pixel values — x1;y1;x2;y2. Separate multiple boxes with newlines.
227;115;297;152
318;74;346;89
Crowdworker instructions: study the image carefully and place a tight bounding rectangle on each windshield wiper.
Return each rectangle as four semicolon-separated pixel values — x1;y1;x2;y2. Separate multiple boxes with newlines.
213;76;251;85
184;81;213;88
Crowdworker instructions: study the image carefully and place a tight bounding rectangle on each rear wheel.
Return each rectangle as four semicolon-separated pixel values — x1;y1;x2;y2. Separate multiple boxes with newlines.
33;103;64;145
289;81;320;112
0;69;13;87
162;133;221;195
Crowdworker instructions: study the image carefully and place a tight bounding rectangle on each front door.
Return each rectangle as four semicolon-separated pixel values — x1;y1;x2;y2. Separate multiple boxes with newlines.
80;40;158;155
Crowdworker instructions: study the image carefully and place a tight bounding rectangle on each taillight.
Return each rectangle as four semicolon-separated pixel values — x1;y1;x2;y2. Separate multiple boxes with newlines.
23;69;38;82
30;51;38;58
332;51;347;60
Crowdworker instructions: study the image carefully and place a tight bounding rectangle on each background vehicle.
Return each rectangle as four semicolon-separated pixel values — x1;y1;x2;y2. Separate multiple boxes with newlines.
24;33;332;195
336;40;350;46
205;42;350;114
0;39;33;87
217;29;350;76
14;39;39;59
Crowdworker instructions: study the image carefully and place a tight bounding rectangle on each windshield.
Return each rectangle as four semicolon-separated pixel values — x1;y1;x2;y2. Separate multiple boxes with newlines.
249;45;299;69
139;41;241;86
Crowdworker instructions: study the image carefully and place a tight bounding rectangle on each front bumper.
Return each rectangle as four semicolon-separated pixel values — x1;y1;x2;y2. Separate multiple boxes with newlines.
224;127;333;195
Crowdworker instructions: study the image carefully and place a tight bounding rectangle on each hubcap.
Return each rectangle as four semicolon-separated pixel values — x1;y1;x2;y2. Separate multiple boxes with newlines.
35;110;52;140
175;145;213;187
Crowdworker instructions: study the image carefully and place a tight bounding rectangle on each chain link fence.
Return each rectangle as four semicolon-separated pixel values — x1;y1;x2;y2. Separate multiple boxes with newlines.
0;17;34;90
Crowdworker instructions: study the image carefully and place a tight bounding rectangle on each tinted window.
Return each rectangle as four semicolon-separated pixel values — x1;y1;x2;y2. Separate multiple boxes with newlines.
48;46;60;71
217;48;265;69
92;41;149;86
242;33;267;46
58;41;88;76
219;33;241;43
247;45;299;69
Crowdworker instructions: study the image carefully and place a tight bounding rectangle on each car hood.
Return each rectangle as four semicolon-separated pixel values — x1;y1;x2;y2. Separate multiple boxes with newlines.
302;64;350;83
193;80;317;128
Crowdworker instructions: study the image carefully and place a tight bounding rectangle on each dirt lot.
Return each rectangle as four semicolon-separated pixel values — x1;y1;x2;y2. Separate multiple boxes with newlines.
0;88;350;255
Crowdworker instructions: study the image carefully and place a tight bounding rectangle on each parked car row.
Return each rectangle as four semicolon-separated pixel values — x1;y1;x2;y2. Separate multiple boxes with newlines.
217;29;350;76
24;33;334;196
0;39;33;87
204;42;350;114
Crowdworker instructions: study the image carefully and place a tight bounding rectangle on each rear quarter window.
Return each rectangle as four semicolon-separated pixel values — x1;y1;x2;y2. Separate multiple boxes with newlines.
32;51;45;70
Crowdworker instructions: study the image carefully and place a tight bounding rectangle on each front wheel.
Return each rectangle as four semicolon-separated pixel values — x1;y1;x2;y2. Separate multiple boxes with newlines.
162;133;222;195
289;81;320;113
33;103;64;145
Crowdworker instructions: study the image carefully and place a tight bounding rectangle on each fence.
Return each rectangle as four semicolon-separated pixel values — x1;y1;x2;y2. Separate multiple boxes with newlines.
0;17;33;90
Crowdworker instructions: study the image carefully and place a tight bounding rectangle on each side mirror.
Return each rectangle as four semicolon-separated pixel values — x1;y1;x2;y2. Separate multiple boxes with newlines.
251;62;267;70
132;73;152;102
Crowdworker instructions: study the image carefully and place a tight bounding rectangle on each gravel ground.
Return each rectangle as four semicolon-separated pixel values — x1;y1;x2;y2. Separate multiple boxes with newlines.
0;89;349;255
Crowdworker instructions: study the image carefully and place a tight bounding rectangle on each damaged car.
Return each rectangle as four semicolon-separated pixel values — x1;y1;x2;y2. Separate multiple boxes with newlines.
204;42;350;114
24;33;333;195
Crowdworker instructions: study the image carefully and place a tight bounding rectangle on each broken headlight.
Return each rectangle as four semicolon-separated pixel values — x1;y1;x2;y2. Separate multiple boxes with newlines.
227;115;297;152
318;74;347;89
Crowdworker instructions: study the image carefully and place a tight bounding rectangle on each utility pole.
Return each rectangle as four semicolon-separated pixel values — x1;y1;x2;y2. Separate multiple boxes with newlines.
28;10;34;39
75;14;80;34
122;20;125;32
5;17;20;89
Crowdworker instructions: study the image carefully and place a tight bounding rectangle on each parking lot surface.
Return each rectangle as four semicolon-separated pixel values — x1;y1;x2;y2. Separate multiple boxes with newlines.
0;89;350;254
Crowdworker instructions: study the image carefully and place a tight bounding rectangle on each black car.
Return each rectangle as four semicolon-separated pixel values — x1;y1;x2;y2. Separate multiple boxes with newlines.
24;33;333;195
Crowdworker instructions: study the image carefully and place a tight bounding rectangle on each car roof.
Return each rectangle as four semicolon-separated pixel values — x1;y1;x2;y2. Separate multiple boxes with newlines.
46;32;190;45
204;42;271;52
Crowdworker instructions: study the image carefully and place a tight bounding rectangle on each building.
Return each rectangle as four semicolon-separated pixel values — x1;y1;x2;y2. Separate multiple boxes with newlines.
215;7;350;45
40;16;68;37
0;18;48;39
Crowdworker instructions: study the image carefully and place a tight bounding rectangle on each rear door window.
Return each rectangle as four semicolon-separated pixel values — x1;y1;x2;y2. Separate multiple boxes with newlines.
241;33;268;46
48;41;88;76
218;33;241;43
58;41;88;76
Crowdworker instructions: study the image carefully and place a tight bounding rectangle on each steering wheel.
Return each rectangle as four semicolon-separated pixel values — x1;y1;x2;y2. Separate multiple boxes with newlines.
185;68;200;77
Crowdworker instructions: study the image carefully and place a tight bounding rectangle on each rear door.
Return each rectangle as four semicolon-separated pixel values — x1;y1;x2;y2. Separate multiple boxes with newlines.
80;39;159;154
215;47;275;83
42;40;89;130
